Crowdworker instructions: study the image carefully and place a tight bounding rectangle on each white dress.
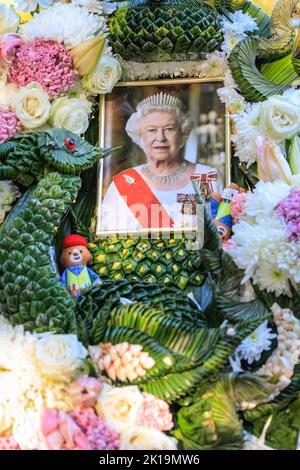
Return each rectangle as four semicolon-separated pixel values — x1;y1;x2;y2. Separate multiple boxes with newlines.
100;163;221;231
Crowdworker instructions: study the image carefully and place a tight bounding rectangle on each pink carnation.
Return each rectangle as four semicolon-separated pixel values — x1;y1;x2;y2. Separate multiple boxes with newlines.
231;192;249;224
0;33;22;65
69;376;103;409
9;39;76;98
71;407;120;450
0;436;20;450
0;107;21;143
276;188;300;242
137;392;173;431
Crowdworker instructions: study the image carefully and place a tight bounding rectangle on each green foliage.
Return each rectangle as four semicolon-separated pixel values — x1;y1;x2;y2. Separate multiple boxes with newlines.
230;38;292;103
108;1;223;62
0;173;79;333
243;396;300;450
175;378;244;449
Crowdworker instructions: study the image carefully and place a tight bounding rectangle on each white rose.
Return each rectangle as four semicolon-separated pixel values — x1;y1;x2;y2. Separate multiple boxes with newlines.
50;97;92;135
0;5;20;34
14;83;51;129
120;426;178;450
95;385;143;433
34;333;87;381
82;54;122;95
260;95;300;142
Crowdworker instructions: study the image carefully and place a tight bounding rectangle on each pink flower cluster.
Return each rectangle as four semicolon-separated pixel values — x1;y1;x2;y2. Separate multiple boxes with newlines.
9;39;76;98
276;188;300;242
69;376;102;408
231;192;249;224
41;376;120;450
41;407;120;451
137;392;173;431
0;436;20;450
71;407;120;450
0;108;21;143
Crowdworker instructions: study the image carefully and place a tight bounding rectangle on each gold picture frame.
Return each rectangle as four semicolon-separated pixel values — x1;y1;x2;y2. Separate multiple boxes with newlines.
96;77;231;238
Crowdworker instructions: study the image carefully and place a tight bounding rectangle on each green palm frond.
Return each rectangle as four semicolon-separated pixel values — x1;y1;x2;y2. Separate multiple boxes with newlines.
230;37;291;102
258;0;298;61
174;378;243;450
241;1;271;38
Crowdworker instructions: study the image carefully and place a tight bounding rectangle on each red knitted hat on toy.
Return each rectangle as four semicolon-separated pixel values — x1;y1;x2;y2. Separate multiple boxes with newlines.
62;234;87;250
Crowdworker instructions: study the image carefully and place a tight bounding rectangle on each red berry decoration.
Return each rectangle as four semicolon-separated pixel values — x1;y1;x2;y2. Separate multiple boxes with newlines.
65;137;76;150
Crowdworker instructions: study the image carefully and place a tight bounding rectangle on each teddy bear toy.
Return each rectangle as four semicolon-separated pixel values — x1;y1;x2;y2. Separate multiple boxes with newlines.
60;234;101;298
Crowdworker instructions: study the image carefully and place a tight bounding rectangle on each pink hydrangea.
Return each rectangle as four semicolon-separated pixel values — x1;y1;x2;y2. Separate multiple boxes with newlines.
137;392;173;431
0;108;21;143
276;188;300;242
231;192;249;224
0;436;20;450
9;39;76;98
69;376;103;409
71;407;120;450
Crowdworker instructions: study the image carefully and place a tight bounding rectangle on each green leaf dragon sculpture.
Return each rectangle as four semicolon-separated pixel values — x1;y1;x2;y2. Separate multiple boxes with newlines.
0;129;112;333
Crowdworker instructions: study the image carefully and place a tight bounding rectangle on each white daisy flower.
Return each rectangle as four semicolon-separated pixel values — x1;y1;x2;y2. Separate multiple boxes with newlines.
236;321;277;365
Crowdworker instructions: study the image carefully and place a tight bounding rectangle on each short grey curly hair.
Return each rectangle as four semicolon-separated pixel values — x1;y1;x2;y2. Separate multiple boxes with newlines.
125;93;193;149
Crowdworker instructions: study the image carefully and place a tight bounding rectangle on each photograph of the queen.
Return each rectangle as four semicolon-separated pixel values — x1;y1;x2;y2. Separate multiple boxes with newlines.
99;87;224;233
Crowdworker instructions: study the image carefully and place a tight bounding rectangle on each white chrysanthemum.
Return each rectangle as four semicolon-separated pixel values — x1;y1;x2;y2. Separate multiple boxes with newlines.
254;261;292;296
12;0;55;13
232;102;262;164
221;31;242;56
236;321;277;365
245;180;291;218
230;216;287;284
20;3;106;48
221;11;259;36
217;69;246;111
203;51;229;78
276;241;300;285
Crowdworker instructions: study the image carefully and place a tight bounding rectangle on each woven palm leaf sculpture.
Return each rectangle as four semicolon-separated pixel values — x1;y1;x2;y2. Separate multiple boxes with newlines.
108;0;224;62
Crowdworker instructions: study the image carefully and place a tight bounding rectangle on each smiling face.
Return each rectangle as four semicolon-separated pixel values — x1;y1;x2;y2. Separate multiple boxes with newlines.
139;111;183;164
60;245;92;268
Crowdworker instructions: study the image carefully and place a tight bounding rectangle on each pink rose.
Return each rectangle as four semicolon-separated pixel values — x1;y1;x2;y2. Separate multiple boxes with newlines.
69;375;103;408
41;408;91;450
0;33;22;64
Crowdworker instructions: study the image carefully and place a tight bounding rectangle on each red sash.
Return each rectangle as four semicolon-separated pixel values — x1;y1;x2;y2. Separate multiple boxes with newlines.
113;168;174;228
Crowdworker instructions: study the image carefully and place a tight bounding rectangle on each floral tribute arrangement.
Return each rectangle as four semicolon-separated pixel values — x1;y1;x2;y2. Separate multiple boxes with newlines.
0;0;122;139
0;316;176;450
1;0;300;452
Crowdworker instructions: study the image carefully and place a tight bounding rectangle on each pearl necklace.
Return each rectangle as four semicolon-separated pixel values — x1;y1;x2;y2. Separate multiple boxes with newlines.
141;161;189;185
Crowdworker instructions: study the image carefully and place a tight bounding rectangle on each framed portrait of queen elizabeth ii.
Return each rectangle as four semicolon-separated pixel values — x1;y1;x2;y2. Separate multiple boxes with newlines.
96;78;231;236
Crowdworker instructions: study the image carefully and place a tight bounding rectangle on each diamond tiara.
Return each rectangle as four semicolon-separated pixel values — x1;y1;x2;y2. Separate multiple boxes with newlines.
137;92;184;112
